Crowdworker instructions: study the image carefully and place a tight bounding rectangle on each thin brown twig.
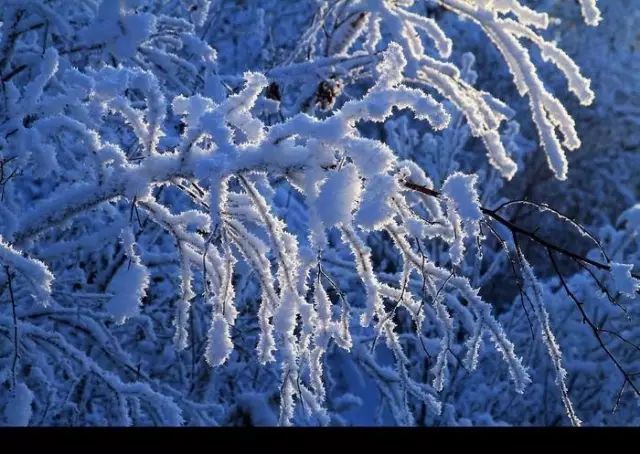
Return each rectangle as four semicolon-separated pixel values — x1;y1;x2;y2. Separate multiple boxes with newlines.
490;198;609;262
613;379;627;413
403;181;640;280
0;64;26;83
572;257;628;315
371;270;410;353
481;220;535;339
598;328;640;354
414;239;432;358
547;248;640;398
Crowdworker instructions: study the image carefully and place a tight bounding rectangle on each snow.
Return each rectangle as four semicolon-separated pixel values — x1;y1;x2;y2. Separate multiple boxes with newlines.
106;260;150;324
618;204;640;231
610;262;640;297
316;164;363;228
0;0;634;429
4;383;34;427
205;314;233;367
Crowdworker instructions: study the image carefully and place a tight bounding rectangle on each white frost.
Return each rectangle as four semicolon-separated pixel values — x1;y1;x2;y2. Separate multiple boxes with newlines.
610;262;640;297
316;164;363;228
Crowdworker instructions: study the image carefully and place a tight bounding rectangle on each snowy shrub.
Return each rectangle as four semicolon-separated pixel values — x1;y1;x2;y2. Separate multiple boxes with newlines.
0;0;638;427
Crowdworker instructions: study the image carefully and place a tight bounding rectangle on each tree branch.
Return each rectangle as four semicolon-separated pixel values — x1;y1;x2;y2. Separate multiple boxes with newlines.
403;181;640;280
547;248;639;398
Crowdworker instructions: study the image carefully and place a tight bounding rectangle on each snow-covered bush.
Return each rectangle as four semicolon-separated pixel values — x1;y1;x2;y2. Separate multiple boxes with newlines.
0;0;638;426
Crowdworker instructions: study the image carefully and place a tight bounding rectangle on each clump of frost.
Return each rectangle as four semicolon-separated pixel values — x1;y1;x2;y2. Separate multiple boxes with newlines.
316;164;363;227
610;262;640;297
